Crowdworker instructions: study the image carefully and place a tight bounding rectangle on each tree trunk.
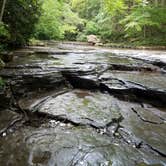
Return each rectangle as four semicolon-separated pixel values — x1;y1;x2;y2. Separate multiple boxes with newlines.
0;0;7;22
161;0;165;6
154;0;158;6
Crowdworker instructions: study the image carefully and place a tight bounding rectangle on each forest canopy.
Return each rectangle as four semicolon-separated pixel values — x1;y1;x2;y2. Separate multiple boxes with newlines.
0;0;166;48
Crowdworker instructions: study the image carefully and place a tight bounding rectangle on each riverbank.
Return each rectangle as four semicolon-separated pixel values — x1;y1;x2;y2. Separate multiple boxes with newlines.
38;40;166;51
103;43;166;50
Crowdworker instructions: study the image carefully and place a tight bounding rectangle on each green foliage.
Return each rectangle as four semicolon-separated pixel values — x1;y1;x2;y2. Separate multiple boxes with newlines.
84;21;99;35
0;22;10;39
35;0;83;40
72;0;101;19
104;0;126;15
95;12;114;41
120;5;166;37
0;22;10;51
62;24;77;41
134;37;166;46
102;0;166;43
0;0;165;46
61;3;84;40
76;33;87;41
73;0;126;42
35;0;63;40
2;0;41;46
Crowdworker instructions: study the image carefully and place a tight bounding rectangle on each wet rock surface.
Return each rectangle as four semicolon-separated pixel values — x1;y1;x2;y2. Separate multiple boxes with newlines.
1;125;166;166
0;42;166;165
37;90;122;128
0;110;19;132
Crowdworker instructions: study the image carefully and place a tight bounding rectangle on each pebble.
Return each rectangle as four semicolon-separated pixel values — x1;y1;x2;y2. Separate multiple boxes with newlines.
2;133;6;137
128;140;131;143
9;129;13;133
114;143;119;146
78;145;82;150
66;123;72;127
114;132;119;136
111;130;115;134
60;123;66;127
79;161;84;165
50;120;56;123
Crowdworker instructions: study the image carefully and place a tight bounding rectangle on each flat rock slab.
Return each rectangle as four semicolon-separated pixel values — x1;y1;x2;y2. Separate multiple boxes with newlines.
18;88;166;156
99;70;166;106
110;71;166;90
117;101;166;156
37;90;122;128
0;125;166;166
103;49;166;64
18;88;70;111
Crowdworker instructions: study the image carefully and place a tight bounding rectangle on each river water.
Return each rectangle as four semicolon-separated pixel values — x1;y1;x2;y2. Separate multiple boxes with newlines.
0;42;166;166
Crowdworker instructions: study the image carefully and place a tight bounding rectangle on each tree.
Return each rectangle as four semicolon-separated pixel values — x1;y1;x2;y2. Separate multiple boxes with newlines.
120;1;166;38
2;0;41;46
35;0;63;40
35;0;84;40
72;0;101;19
0;0;7;22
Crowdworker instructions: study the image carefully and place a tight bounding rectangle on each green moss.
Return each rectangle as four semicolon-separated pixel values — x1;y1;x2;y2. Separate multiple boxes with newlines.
0;77;5;88
83;98;90;106
67;108;74;113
